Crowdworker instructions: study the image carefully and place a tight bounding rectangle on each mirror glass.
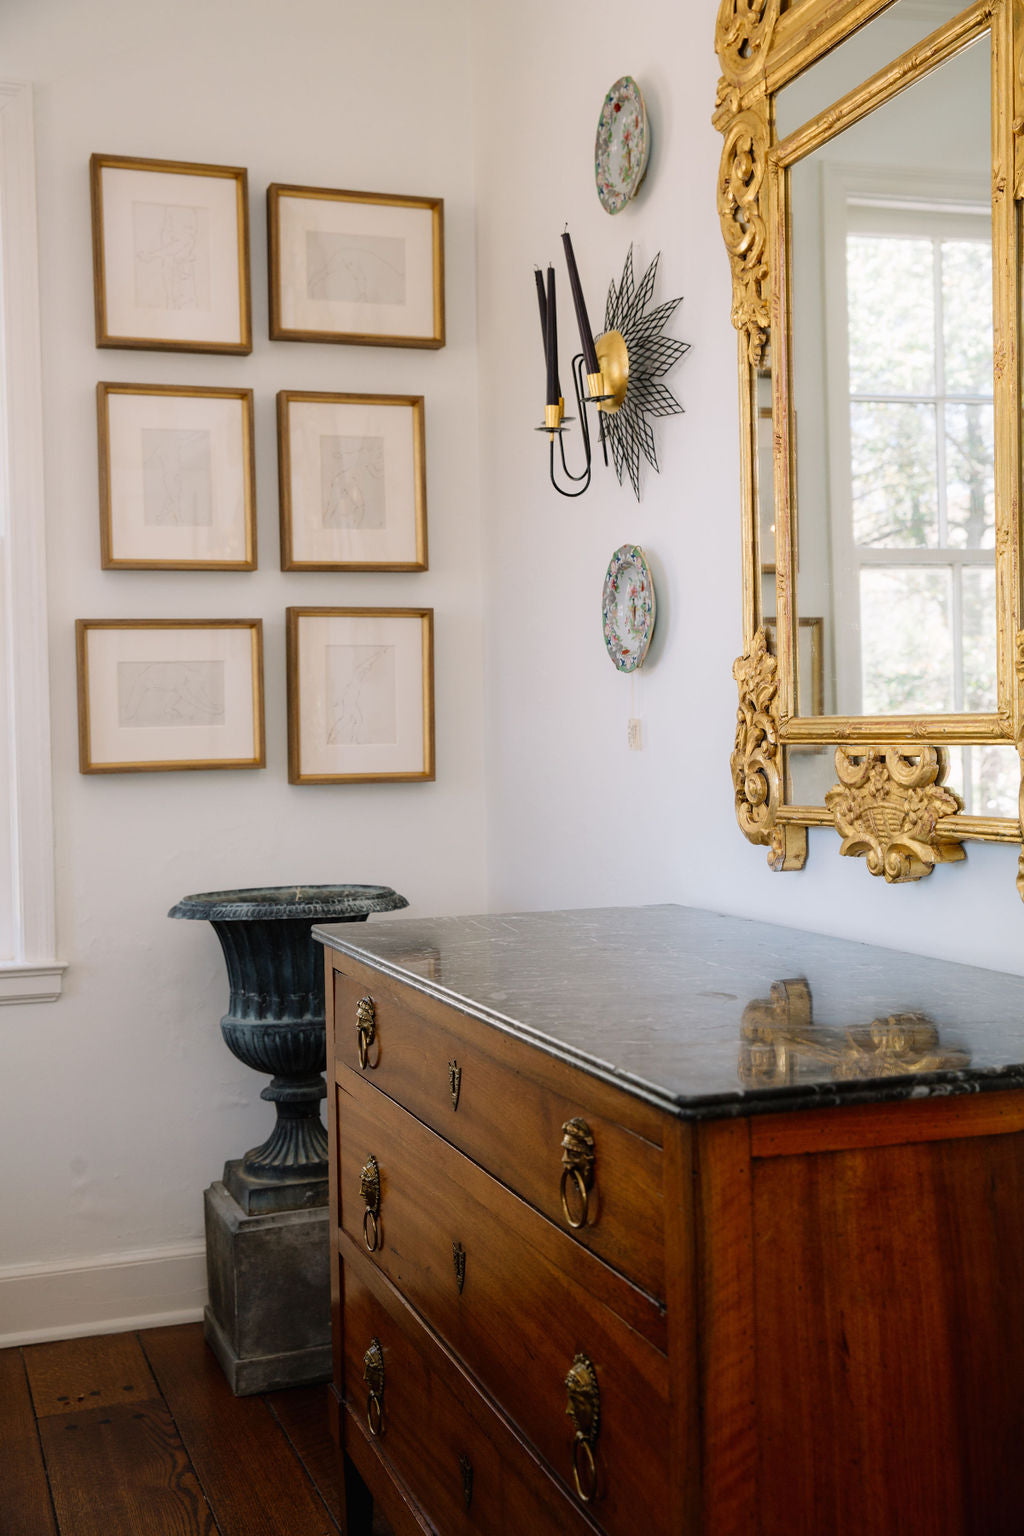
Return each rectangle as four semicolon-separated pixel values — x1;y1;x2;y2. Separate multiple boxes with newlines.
787;34;994;739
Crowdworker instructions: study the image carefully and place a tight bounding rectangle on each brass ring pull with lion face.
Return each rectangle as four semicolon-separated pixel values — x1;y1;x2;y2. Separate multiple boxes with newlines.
559;1118;596;1229
360;1154;381;1252
363;1338;385;1436
356;996;377;1070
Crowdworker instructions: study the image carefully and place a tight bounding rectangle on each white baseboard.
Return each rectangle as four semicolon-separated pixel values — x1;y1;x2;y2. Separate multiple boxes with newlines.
0;1242;208;1347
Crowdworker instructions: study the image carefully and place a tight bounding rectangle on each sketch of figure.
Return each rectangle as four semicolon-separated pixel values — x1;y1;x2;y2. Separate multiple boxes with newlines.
133;200;211;310
118;660;225;728
320;434;386;529
305;231;406;305
141;427;214;526
325;645;397;745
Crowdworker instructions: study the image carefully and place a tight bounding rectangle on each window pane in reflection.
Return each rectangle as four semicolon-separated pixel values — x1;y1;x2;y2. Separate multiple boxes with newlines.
861;566;953;712
847;236;934;394
945;402;994;548
961;565;998;710
942;240;993;395
945;744;1018;816
851;401;938;546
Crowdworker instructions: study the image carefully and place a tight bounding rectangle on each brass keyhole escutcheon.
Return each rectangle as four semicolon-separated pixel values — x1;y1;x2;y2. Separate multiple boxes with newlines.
452;1240;466;1294
363;1338;384;1437
560;1117;595;1229
449;1058;462;1111
458;1452;474;1511
565;1352;600;1504
360;1154;381;1252
356;996;377;1070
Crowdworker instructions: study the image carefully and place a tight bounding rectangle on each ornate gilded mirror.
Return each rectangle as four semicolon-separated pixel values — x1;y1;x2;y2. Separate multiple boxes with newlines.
715;0;1024;894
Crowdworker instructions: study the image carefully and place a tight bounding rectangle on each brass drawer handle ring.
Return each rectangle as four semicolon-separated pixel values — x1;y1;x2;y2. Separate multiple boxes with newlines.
560;1166;590;1228
356;996;377;1070
363;1338;385;1438
360;1154;381;1252
572;1435;598;1503
367;1391;384;1437
560;1117;595;1229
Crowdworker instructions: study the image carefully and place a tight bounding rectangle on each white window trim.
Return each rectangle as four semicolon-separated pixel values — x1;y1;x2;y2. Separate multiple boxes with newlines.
818;163;991;715
0;81;63;1003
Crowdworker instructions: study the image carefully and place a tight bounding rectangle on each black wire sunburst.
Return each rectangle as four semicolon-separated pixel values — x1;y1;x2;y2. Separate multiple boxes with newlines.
602;247;689;500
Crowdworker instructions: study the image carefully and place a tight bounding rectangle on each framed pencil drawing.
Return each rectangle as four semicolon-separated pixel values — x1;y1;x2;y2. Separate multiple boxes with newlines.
90;154;252;353
277;391;427;571
286;607;435;784
76;619;264;773
267;184;444;348
97;383;256;569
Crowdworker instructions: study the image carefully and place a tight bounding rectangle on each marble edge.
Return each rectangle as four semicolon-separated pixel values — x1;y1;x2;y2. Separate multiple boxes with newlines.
314;925;1024;1121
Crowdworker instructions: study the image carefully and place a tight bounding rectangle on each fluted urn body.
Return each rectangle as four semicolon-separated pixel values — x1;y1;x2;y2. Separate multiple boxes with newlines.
170;885;407;1212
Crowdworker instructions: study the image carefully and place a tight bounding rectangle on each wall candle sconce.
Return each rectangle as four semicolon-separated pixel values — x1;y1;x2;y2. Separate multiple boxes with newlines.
536;235;689;500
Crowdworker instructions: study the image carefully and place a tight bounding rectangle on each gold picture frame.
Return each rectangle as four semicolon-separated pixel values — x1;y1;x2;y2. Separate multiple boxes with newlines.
97;383;257;570
286;607;435;784
90;153;252;353
267;183;444;348
277;391;427;571
76;619;265;773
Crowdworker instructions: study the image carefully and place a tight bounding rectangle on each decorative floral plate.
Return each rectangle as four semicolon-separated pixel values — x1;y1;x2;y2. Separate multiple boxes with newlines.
602;545;656;672
595;76;650;215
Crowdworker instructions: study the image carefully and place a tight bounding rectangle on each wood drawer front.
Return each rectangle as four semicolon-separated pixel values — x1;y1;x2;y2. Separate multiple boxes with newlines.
338;1073;671;1536
343;1247;600;1536
332;965;665;1300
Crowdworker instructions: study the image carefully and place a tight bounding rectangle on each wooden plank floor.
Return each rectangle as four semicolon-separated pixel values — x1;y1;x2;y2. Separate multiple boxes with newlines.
1;1323;393;1536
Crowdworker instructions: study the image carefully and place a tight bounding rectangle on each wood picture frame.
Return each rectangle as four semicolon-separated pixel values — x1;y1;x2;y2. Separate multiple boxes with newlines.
90;153;252;353
267;183;444;348
76;619;265;773
277;390;427;571
286;607;435;784
97;383;257;569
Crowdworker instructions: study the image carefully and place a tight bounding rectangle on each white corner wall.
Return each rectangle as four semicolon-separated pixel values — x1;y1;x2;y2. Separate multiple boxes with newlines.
469;0;1024;976
0;0;486;1341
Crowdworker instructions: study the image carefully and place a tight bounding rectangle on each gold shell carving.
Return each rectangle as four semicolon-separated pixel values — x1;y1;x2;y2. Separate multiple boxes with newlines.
732;628;782;847
824;746;966;883
714;96;770;365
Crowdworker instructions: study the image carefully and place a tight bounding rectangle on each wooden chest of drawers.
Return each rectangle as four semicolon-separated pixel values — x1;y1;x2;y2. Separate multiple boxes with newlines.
317;906;1024;1536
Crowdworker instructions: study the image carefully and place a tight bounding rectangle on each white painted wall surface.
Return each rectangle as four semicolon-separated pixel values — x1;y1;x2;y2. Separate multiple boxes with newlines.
469;0;1024;973
0;0;486;1338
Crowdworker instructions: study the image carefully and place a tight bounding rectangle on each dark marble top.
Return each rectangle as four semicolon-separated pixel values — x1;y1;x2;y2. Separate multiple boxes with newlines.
313;905;1024;1120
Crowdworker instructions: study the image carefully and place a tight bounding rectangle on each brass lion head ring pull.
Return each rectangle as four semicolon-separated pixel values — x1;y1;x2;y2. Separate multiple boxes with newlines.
363;1338;384;1437
360;1154;381;1252
356;996;377;1070
560;1117;596;1229
565;1352;600;1504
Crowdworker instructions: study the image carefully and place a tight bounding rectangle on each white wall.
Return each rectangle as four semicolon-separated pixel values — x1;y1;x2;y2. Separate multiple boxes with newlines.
469;0;1024;972
0;0;487;1340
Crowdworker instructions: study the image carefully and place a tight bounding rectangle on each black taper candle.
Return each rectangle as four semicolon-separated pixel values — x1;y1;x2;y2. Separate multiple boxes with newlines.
561;230;600;377
545;265;558;407
535;268;548;363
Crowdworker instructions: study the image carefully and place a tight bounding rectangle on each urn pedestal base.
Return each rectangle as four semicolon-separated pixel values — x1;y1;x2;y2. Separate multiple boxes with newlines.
203;1180;331;1395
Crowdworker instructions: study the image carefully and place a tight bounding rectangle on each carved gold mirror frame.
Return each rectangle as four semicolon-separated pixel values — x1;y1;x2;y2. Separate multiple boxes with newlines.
715;0;1024;895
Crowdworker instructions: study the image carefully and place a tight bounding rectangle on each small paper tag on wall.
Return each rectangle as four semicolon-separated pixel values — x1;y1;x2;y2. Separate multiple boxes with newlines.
627;718;643;751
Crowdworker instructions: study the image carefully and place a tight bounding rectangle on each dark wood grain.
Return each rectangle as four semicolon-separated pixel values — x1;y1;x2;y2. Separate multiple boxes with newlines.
750;1086;1024;1157
753;1130;1024;1536
332;963;665;1299
23;1331;160;1418
264;1384;344;1526
662;1121;700;1536
341;1250;600;1536
0;1347;58;1536
695;1117;758;1536
141;1323;337;1536
38;1399;214;1536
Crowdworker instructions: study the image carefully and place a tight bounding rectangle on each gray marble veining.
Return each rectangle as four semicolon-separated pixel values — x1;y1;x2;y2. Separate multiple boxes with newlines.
313;905;1024;1119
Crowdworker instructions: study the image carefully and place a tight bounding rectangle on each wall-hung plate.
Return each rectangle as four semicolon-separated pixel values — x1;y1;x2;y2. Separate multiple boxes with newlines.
602;544;656;671
595;76;650;214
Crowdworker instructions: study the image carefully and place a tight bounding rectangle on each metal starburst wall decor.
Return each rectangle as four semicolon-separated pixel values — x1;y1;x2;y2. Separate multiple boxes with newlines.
601;247;689;499
535;236;689;501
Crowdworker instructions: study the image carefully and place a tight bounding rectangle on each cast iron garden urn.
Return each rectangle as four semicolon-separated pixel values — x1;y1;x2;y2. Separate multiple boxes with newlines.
169;884;408;1214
